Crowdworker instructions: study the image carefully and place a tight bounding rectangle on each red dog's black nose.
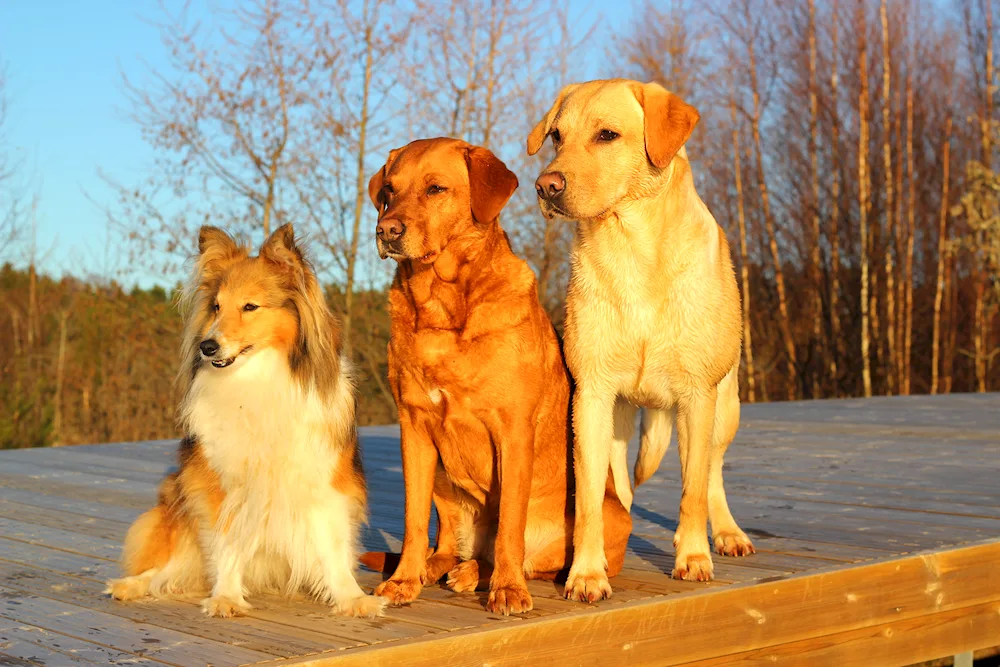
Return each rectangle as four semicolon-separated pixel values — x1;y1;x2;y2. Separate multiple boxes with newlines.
377;218;405;242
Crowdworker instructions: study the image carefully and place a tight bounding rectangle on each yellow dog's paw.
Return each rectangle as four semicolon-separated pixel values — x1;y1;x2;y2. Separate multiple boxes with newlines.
200;595;251;618
714;530;755;557
564;570;612;603
672;551;715;582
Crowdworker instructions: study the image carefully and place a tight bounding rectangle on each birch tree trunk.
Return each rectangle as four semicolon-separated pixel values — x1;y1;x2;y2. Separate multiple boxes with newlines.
828;0;843;392
746;18;797;399
858;0;873;398
903;71;915;394
730;81;756;403
880;0;897;395
344;6;375;358
808;0;823;398
931;116;952;394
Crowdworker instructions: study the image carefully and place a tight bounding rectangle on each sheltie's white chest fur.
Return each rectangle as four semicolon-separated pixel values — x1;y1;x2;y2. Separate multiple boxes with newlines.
182;348;357;596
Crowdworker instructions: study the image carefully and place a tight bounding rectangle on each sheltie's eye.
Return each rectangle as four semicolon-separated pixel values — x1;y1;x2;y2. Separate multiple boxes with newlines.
212;302;220;313
243;303;259;312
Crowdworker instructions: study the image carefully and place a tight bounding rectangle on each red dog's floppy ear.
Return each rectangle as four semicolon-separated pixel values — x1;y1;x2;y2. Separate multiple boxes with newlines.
632;82;700;169
464;146;519;224
367;147;401;213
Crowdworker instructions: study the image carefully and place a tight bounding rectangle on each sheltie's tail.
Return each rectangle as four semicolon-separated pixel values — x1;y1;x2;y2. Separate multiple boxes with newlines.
359;551;401;573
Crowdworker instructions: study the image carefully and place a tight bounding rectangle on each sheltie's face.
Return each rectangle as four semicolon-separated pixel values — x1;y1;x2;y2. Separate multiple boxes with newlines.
182;224;338;388
197;259;299;370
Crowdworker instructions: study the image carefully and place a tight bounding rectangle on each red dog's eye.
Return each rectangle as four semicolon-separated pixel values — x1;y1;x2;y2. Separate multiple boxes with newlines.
426;185;446;195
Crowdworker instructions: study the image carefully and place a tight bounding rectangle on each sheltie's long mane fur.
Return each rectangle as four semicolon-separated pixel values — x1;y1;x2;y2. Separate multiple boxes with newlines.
106;223;385;618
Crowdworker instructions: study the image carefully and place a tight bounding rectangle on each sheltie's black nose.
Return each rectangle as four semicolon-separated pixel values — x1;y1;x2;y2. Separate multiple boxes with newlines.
199;339;220;357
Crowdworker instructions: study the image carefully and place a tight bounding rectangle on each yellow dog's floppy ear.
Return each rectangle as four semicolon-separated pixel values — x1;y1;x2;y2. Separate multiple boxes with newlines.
367;147;401;213
632;82;700;169
526;83;580;155
465;146;519;224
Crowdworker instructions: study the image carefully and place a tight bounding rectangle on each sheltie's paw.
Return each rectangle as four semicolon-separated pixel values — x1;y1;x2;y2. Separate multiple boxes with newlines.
333;594;388;618
105;577;150;601
373;577;422;606
201;595;251;618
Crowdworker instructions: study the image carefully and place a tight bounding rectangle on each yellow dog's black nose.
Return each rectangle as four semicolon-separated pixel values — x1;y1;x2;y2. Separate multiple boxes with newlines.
535;171;566;200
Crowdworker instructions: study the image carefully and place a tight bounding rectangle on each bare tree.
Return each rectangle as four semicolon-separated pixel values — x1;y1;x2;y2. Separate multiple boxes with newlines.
101;0;321;275
880;0;897;394
731;74;756;402
738;0;798;399
858;0;873;397
808;0;823;397
827;0;843;392
931;115;953;394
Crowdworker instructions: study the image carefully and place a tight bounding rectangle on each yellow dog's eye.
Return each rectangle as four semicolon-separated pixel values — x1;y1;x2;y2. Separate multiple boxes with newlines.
550;129;561;144
598;129;620;142
243;303;259;312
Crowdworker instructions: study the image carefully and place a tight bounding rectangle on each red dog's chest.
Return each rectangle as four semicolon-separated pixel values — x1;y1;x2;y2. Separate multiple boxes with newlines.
389;330;496;505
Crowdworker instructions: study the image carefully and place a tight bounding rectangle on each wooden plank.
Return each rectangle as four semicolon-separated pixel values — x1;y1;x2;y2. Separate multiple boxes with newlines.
280;539;1000;667
0;518;120;561
0;538;119;581
0;487;141;525
0;617;164;666
0;639;100;666
0;500;129;541
0;474;151;510
0;546;433;654
683;600;1000;666
0;589;273;667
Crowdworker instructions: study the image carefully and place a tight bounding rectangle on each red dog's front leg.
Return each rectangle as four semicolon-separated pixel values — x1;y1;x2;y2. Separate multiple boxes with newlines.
374;412;438;605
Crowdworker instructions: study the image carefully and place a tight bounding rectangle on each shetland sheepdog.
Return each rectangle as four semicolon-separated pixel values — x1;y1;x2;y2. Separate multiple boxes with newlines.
105;224;386;618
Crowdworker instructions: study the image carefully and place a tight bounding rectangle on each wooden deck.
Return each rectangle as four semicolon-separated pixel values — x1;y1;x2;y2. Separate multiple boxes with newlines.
1;394;999;666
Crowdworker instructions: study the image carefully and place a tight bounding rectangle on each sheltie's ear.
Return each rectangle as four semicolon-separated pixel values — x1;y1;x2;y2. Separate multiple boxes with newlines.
261;223;310;285
197;226;247;282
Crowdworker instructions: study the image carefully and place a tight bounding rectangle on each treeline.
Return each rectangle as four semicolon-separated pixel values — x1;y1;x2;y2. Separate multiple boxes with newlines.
0;264;394;448
614;0;999;399
1;0;998;447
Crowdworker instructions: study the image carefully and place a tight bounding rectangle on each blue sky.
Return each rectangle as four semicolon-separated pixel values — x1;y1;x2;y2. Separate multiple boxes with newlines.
0;1;630;285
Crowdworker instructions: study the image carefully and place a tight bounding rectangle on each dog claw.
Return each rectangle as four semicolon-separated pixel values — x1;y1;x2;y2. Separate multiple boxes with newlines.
564;571;613;603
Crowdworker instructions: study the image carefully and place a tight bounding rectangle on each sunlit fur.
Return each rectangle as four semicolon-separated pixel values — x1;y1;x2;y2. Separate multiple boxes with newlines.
105;224;385;619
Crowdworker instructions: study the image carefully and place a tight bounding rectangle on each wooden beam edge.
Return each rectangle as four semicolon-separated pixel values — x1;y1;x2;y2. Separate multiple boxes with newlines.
245;537;1000;667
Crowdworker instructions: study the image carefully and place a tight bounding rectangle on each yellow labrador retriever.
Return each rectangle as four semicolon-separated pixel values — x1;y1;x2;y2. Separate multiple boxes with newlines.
527;79;755;601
